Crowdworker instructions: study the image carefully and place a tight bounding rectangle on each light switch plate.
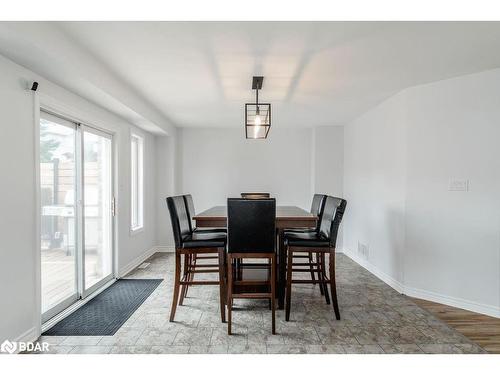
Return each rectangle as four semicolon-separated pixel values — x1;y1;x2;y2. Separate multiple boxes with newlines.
449;179;469;192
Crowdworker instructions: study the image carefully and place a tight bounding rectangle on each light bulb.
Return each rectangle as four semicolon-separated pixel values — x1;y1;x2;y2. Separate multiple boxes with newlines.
254;114;261;126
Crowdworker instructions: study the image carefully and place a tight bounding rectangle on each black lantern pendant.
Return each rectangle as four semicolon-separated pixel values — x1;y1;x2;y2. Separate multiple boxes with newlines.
245;76;271;139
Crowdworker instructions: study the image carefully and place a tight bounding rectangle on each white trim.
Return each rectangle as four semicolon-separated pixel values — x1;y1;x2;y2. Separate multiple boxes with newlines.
155;245;175;253
342;249;500;318
41;279;116;333
2;327;40;354
130;132;144;232
118;247;157;277
32;90;43;345
342;249;404;293
403;284;500;319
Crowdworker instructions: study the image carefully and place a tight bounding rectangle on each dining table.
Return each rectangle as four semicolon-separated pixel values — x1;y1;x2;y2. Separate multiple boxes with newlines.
193;205;317;309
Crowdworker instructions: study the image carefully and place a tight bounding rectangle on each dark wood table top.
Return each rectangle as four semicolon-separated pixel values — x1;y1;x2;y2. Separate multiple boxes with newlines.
194;205;316;229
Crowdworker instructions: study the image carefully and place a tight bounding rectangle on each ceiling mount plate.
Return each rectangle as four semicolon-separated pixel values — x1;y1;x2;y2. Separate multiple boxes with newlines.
252;76;264;90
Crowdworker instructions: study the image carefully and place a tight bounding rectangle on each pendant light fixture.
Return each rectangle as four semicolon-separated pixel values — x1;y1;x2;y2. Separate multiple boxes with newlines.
245;76;271;139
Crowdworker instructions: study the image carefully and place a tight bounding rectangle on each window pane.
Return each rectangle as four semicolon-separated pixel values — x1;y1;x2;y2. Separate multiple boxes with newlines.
83;130;113;290
40;115;77;313
131;135;143;230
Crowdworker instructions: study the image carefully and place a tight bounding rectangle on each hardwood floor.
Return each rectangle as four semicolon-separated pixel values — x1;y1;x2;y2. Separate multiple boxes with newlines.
412;298;500;354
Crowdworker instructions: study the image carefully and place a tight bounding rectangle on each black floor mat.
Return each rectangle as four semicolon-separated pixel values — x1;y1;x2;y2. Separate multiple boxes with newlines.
43;279;162;336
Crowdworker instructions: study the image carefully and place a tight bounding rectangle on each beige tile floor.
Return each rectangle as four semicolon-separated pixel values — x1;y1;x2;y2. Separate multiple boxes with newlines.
35;253;486;354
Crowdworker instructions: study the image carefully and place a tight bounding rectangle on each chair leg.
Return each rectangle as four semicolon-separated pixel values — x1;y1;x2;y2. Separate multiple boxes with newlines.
185;254;197;300
179;253;189;305
321;253;331;304
218;247;226;323
227;255;233;335
317;252;325;296
285;247;293;321
169;251;182;322
329;250;341;320
271;254;276;334
308;252;316;286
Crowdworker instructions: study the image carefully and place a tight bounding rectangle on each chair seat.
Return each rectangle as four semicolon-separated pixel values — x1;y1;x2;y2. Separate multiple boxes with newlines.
284;231;329;247
182;232;227;248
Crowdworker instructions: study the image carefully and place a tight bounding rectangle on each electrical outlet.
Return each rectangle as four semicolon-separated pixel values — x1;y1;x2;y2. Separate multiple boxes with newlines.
449;179;469;192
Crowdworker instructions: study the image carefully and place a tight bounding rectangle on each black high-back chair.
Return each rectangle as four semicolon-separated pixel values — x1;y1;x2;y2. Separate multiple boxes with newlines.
166;195;227;323
283;196;347;321
285;194;326;294
180;195;227;304
226;198;277;335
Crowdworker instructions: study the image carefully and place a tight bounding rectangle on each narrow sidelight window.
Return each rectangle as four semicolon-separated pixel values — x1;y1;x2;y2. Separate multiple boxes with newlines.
130;133;144;231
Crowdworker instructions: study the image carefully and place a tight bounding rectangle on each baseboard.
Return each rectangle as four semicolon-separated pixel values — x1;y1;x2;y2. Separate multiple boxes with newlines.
155;245;175;253
342;249;500;318
403;284;500;318
119;246;158;277
15;326;38;343
2;327;39;354
342;249;404;293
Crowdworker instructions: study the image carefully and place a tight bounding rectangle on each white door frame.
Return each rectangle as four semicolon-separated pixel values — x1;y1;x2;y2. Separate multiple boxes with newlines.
37;105;117;325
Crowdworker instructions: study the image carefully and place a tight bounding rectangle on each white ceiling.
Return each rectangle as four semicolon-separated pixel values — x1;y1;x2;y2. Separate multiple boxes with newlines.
5;22;500;129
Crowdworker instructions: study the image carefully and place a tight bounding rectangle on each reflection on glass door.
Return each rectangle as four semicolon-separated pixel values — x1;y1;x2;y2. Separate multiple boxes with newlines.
40;111;114;322
40;112;78;318
83;128;113;294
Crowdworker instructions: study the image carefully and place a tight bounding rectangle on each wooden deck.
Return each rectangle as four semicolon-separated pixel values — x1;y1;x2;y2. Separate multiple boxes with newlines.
412;297;500;353
41;248;101;312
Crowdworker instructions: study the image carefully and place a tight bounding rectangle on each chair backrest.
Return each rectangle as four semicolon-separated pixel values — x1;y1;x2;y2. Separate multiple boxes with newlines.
183;194;196;232
166;195;192;248
227;198;276;253
318;196;347;247
241;192;271;199
310;194;325;216
311;194;325;231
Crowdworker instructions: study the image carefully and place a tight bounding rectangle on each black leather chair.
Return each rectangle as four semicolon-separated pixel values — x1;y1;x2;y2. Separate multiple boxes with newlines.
283;196;347;321
180;195;226;304
286;194;326;291
166;195;227;323
226;198;277;335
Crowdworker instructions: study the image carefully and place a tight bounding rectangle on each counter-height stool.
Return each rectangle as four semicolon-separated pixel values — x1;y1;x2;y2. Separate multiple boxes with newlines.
181;194;226;304
166;195;227;323
283;196;347;321
226;198;276;335
285;194;326;295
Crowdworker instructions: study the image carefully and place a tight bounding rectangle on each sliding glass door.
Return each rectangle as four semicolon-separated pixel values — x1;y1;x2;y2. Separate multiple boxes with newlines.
82;127;113;295
40;111;114;322
40;113;78;319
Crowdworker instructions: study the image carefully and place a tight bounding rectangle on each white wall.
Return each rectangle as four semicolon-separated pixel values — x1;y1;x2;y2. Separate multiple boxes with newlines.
404;70;500;314
177;127;314;213
343;93;407;283
312;126;345;249
343;68;500;317
155;135;177;248
0;54;159;342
